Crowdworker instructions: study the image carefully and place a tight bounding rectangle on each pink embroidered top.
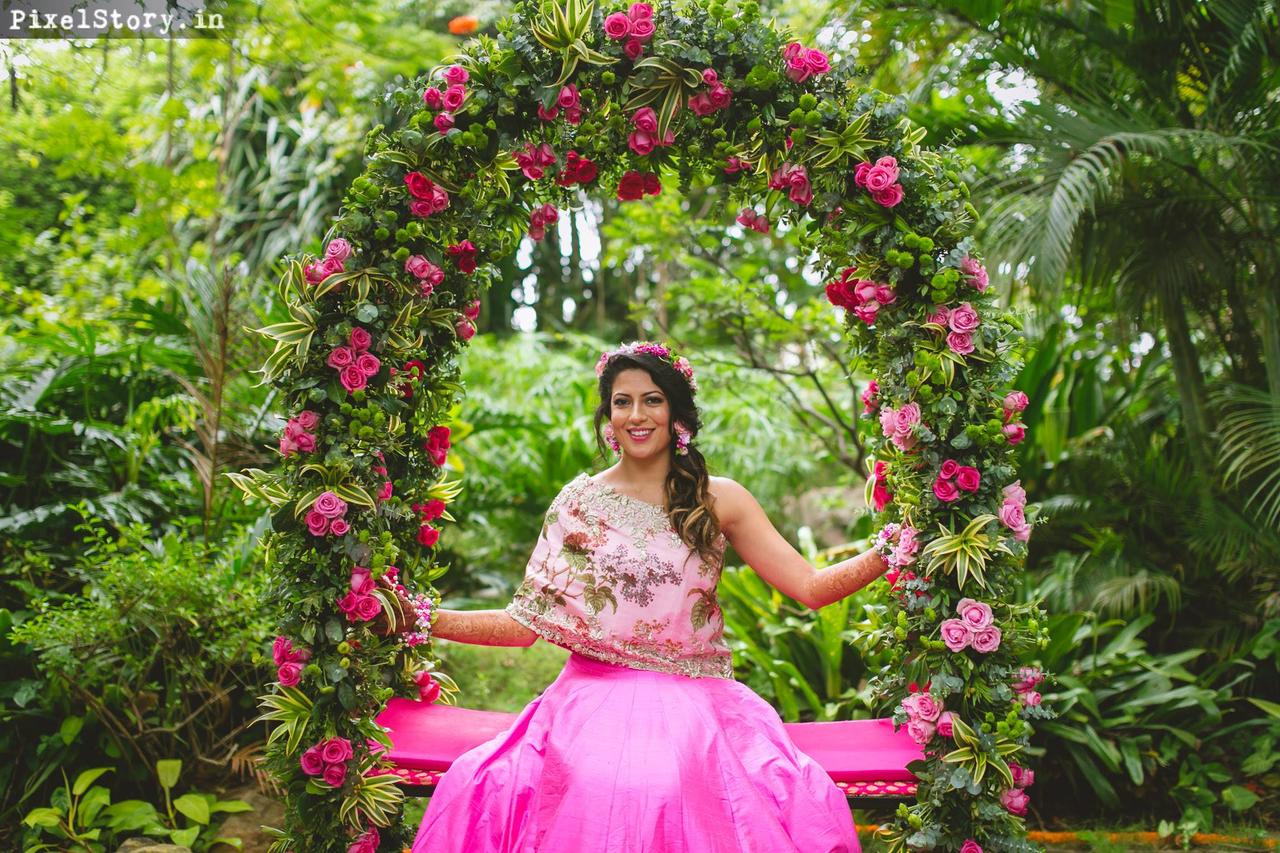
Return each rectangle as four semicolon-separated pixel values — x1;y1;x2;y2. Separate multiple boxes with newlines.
505;472;734;679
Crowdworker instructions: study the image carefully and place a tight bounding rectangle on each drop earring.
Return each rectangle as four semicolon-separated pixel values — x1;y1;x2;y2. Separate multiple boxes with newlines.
603;423;622;455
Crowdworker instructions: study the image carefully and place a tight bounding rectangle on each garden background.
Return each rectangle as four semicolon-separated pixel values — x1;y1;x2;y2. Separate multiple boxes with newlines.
2;0;1278;850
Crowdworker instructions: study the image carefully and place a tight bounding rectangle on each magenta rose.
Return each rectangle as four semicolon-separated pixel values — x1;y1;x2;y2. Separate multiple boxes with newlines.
914;693;942;722
456;319;476;341
936;711;955;738
422;87;443;108
277;661;302;687
417;673;442;703
349;327;371;352
785;52;810;83
624;38;644;59
272;635;294;666
702;67;718;85
305;510;329;537
340;364;368;393
313;491;347;519
355;353;381;377
433;112;454;132
804;47;830;74
324;238;352;261
940;618;971;651
1009;761;1035;788
350;566;374;595
404;171;435;200
405;255;434;279
603;11;631;38
960;841;983;853
322;762;348;788
443;64;468;84
893;402;921;434
329;519;350;536
939;459;960;479
630;16;655;39
628;130;656;156
326;346;354;369
933;476;960;503
1003;422;1026;445
955;465;981;492
1000;787;1029;816
442;83;467;112
631;106;658;132
874;284;896;305
417;524;441;547
971;625;1002;653
321;737;353;763
356;594;382;621
299;746;325;776
628;1;653;18
1004;391;1029;413
853;162;872;188
378;481;393;501
295;410;319;430
956;598;994;630
948;302;981;333
871;184;905;207
864;163;898;193
946;330;975;355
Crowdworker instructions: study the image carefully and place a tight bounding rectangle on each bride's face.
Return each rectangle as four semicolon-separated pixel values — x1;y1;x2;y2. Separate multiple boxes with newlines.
609;369;671;458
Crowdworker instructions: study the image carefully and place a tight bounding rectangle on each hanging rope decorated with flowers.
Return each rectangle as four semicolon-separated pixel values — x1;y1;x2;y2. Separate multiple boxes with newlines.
231;0;1052;850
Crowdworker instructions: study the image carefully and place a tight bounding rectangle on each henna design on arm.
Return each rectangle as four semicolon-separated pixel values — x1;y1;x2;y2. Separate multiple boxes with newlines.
805;548;890;610
432;609;539;647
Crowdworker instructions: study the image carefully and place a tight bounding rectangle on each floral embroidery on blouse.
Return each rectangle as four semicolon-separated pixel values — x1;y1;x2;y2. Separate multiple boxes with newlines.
506;472;733;679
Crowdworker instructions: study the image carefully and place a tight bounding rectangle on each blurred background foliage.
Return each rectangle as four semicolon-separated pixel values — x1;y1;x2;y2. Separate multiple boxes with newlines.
2;0;1277;848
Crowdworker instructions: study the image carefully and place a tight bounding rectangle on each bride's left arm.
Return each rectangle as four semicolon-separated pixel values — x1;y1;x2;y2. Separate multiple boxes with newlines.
715;478;889;610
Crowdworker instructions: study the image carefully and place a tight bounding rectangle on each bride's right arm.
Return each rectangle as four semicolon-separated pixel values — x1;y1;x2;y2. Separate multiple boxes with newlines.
432;608;539;647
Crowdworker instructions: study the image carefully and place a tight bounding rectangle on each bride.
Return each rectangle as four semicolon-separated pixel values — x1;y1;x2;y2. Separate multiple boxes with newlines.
412;341;889;852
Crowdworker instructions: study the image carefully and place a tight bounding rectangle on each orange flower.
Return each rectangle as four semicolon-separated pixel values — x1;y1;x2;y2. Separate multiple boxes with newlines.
448;15;478;34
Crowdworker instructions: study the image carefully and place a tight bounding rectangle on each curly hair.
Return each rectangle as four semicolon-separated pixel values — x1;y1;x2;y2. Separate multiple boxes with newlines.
591;352;723;564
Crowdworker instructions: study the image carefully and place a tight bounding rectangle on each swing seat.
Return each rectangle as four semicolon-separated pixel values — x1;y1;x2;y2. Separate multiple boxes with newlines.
375;698;923;800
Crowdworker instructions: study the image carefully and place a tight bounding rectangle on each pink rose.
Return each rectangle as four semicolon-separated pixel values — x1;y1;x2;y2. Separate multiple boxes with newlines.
971;625;1002;653
960;841;983;853
319;256;344;279
1003;481;1028;505
329;518;350;536
933;476;960;503
340;364;368;393
300;746;325;776
292;432;316;453
1004;391;1029;413
999;500;1026;532
864;163;898;192
313;491;347;519
871;184;904;207
305;510;329;536
956;598;994;630
688;93;716;116
804;47;830;75
861;380;878;413
325;239;352;262
1009;761;1035;788
418;674;441;703
1000;787;1029;816
939;459;960;479
603;11;631;38
853;279;879;305
1003;422;1026;445
442;83;467;112
536;102;559;121
422;87;443;109
417;524;441;547
323;762;348;788
955;465;981;492
893;402;921;434
940;618;971;651
326;346;354;369
906;718;936;745
624;38;644;60
946;330;975;355
874;284;896;305
277;661;302;686
927;305;950;326
708;84;732;109
630;16;655;39
295;410;319;430
443;64;469;85
272;635;294;666
419;498;446;521
632;106;658;132
702;68;718;85
557;84;580;108
1022;690;1042;706
405;255;437;280
322;737;353;763
960;255;989;291
948;302;980;333
355;353;381;377
936;711;954;738
349;327;371;352
356;594;382;621
628;2;653;19
378;481;393;501
871;460;893;511
350;566;374;595
456;319;476;341
785;51;811;83
853;162;872;188
914;693;942;722
433;112;454;132
628;130;656;156
348;828;379;853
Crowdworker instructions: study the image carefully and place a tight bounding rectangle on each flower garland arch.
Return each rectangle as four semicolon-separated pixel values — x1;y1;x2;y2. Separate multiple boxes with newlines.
232;0;1052;850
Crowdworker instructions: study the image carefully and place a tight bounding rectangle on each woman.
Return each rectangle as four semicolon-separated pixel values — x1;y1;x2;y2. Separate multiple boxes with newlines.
412;341;890;852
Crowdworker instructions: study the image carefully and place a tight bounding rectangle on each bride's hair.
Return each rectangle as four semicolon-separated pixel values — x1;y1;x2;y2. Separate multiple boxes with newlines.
592;352;723;563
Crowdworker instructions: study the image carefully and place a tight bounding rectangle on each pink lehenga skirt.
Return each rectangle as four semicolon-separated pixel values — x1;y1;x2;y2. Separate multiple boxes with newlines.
410;652;860;852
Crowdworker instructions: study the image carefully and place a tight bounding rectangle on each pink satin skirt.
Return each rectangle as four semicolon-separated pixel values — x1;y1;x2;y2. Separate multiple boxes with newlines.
411;652;860;852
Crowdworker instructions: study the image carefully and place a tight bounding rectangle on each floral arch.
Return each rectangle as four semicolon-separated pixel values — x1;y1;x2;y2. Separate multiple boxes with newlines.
231;0;1050;850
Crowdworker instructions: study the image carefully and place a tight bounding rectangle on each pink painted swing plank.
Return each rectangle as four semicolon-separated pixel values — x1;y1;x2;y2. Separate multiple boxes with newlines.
375;698;923;799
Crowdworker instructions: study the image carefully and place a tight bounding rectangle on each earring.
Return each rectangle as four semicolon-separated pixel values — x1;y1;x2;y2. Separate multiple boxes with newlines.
603;423;621;455
674;421;692;456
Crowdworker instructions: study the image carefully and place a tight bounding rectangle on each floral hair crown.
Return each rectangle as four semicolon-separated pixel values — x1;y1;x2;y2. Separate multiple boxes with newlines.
594;340;698;395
